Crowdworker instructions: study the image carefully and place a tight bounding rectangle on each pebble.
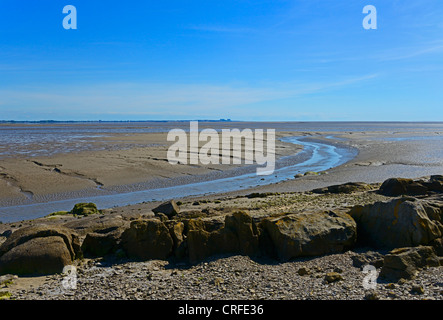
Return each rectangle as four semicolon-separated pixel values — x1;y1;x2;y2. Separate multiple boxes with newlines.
6;251;443;300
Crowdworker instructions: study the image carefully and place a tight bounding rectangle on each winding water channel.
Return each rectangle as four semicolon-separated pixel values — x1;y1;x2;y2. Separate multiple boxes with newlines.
0;136;356;223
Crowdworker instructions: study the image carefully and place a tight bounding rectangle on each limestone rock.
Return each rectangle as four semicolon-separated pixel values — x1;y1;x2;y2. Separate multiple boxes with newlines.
0;224;81;261
186;211;260;263
312;182;372;194
120;219;173;260
380;246;440;282
351;251;384;269
378;176;443;197
261;210;357;261
349;197;443;249
0;236;73;275
152;200;180;218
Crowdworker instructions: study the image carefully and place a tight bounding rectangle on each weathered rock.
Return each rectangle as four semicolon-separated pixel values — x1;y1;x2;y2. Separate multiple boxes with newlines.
349;197;443;249
186;211;260;263
167;221;186;259
71;203;100;216
152;200;180;218
312;182;372;194
0;224;81;276
261;210;357;261
379;178;429;197
224;211;260;257
82;228;126;257
351;251;385;269
0;236;72;275
430;238;443;256
120;219;173;260
380;246;440;282
422;175;443;193
325;272;343;283
0;224;81;261
64;215;128;236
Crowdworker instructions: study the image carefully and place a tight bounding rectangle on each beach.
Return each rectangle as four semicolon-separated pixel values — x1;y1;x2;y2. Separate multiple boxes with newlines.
1;122;443;220
0;121;443;301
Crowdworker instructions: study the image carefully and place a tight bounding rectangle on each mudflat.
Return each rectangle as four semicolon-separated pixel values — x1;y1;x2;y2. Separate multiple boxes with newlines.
1;122;443;213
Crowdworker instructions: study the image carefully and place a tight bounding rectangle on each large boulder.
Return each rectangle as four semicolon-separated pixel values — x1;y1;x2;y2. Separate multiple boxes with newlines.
378;176;443;197
349;197;443;249
71;203;100;216
0;225;81;275
380;246;440;282
120;219;173;260
0;237;72;276
186;211;260;263
260;210;357;261
152;200;180;218
64;215;129;236
69;215;130;257
312;182;372;194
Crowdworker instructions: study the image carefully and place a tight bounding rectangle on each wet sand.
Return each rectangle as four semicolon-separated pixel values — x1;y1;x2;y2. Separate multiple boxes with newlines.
1;122;443;221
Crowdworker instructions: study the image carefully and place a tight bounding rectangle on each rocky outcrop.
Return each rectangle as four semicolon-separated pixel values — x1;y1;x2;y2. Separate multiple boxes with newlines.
349;197;443;249
380;246;440;282
120;219;174;261
378;176;443;197
0;225;81;276
260;210;357;261
312;182;372;194
186;211;260;263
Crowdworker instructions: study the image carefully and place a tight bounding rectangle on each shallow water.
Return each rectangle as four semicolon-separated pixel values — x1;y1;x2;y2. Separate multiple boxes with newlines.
1;121;442;158
0;136;356;222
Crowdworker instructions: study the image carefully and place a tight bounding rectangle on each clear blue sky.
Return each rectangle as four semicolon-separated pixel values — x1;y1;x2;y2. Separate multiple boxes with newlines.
1;0;442;121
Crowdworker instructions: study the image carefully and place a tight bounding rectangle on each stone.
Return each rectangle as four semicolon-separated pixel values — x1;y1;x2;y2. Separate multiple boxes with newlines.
378;178;428;197
120;219;173;260
71;203;100;216
351;251;385;269
297;267;311;276
64;215;128;236
0;225;81;276
325;272;343;283
0;224;81;261
186;211;260;263
349;197;443;249
82;229;123;257
167;221;186;259
430;238;443;256
261;210;356;261
0;236;72;275
380;246;440;282
152;200;180;218
312;182;372;194
410;285;425;295
364;290;379;300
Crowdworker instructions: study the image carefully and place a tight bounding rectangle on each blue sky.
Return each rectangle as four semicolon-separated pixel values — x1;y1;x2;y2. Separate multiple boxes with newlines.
1;0;443;121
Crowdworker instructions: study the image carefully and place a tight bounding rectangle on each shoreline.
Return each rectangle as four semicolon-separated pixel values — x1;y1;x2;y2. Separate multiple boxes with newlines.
2;125;443;222
0;176;442;301
0;132;352;222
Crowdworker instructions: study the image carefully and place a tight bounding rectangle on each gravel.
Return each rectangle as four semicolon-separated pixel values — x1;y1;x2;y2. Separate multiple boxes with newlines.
8;251;443;300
